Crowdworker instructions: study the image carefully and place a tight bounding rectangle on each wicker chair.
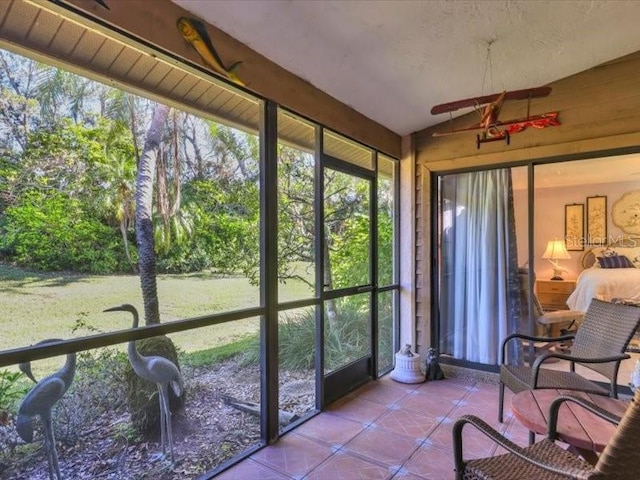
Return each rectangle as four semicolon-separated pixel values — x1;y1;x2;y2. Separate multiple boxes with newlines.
498;298;640;423
517;267;584;351
453;388;640;479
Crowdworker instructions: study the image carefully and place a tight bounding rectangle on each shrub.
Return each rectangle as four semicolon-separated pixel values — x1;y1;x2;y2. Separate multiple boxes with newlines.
277;311;316;371
181;336;256;368
324;305;371;371
157;241;212;274
54;348;128;445
2;190;129;274
181;179;260;276
0;370;30;424
241;302;386;372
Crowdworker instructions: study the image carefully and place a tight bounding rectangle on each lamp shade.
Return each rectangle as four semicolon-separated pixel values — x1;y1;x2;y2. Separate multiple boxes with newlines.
542;240;571;260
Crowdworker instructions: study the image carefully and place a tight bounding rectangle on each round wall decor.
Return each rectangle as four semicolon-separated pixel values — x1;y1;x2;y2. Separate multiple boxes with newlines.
612;190;640;235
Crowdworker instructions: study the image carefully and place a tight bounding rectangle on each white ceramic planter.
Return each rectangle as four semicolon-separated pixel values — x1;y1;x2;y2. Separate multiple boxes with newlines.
390;349;425;384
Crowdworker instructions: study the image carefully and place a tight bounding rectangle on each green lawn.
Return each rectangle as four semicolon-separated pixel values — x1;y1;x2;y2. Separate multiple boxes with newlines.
0;263;314;359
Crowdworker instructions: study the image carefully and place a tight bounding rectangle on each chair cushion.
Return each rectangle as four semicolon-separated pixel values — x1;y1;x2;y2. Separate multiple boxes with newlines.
500;365;609;395
538;310;584;326
463;439;593;479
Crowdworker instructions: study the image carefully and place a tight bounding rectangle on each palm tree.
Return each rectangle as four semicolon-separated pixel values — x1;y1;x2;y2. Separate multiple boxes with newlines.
35;63;97;125
136;103;170;325
97;149;137;271
129;102;185;436
154;110;193;256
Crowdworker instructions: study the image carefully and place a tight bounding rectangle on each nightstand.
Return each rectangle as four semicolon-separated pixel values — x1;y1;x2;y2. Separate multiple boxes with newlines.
535;279;576;311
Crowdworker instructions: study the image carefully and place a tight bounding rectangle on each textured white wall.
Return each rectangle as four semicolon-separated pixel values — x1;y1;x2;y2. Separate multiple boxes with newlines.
172;0;640;135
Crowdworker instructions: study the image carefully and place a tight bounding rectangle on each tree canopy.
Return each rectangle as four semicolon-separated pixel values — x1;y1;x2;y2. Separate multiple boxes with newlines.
0;49;394;297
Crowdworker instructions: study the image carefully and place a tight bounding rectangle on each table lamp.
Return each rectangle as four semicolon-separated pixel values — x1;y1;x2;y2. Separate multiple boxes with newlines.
542;239;571;280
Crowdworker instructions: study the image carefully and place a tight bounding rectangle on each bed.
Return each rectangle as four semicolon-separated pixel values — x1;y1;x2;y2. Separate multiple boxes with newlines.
565;243;640;312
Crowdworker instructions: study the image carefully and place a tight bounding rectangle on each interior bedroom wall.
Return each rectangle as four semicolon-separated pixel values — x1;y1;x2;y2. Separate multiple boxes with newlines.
514;178;640;281
414;50;640;354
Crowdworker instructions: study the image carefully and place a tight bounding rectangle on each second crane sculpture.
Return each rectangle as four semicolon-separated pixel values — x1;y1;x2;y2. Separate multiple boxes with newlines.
104;304;183;463
17;339;76;480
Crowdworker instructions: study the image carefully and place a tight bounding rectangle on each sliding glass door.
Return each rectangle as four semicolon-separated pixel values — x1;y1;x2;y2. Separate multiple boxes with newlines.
437;167;527;366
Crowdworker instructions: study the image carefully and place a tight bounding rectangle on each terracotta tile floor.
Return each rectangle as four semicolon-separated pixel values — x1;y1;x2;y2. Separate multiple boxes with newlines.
210;349;639;479
215;375;531;479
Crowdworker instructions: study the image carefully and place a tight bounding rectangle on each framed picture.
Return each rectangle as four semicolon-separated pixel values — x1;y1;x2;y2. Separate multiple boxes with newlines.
565;203;584;251
586;196;607;245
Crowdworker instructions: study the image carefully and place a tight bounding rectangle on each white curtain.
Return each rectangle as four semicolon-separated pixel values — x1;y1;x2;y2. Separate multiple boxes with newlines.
439;169;521;365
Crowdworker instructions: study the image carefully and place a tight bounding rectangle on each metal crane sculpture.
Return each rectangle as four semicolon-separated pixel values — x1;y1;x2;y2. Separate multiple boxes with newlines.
17;339;76;480
104;304;183;462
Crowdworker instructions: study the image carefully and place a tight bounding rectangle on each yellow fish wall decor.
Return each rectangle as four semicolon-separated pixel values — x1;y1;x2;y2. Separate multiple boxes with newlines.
177;17;245;87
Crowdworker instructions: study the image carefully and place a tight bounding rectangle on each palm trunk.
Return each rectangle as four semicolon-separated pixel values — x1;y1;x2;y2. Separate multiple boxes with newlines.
133;107;185;434
136;103;170;325
119;220;137;273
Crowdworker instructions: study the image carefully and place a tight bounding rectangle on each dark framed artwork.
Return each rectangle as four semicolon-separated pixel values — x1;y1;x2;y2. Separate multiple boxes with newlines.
586;195;607;245
565;203;584;251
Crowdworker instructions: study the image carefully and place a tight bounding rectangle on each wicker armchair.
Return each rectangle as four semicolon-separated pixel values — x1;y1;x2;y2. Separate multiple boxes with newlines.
517;267;584;352
498;298;640;423
453;389;640;479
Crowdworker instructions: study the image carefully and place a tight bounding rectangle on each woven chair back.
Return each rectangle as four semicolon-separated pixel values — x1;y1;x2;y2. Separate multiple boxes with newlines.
571;299;640;380
595;388;640;477
518;267;544;319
